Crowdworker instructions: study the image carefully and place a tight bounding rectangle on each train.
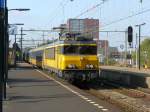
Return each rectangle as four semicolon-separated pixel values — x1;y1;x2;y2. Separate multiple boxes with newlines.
27;36;99;82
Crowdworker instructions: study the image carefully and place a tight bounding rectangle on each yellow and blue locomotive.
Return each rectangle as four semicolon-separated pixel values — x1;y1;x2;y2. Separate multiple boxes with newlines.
29;35;99;82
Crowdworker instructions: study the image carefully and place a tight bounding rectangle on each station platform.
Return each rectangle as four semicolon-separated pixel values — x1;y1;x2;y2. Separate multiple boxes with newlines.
100;66;150;75
4;63;121;112
100;66;150;88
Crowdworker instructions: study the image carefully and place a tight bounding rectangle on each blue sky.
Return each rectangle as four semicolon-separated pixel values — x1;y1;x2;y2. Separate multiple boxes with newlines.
8;0;150;49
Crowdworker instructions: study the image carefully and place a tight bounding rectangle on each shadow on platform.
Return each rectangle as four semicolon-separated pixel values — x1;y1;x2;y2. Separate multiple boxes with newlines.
8;78;53;84
9;93;76;103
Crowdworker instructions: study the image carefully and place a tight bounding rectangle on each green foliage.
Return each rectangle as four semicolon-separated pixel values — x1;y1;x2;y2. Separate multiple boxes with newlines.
104;58;118;66
141;39;150;67
132;38;150;67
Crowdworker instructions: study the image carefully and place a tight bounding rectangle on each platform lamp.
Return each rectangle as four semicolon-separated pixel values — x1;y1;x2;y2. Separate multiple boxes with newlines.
8;8;30;11
0;0;6;109
2;8;30;100
7;8;30;63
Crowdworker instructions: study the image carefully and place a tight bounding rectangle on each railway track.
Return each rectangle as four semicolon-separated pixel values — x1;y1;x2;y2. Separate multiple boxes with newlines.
102;81;150;99
43;70;150;112
87;80;150;112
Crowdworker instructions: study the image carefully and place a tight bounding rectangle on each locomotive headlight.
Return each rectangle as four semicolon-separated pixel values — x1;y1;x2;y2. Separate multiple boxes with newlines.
68;64;73;69
89;64;94;69
72;64;76;69
86;64;94;69
68;64;76;69
86;64;90;69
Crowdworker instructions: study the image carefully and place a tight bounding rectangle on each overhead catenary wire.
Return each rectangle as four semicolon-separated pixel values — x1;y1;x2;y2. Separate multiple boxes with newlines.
39;1;150;42
75;7;150;37
75;0;108;18
47;0;108;26
48;0;69;27
38;2;150;42
103;7;150;28
50;0;149;32
48;0;108;32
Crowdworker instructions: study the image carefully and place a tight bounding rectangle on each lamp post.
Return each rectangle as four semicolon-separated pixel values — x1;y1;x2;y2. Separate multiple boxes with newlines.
8;8;30;62
9;23;24;27
2;8;30;100
8;8;30;11
135;22;146;70
0;0;6;110
4;6;8;100
135;33;138;68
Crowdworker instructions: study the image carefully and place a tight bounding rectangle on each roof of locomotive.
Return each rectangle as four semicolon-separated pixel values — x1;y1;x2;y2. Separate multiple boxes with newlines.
29;40;97;52
56;40;97;45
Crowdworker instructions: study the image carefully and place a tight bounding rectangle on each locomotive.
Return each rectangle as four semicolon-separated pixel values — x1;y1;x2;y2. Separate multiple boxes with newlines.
28;33;99;82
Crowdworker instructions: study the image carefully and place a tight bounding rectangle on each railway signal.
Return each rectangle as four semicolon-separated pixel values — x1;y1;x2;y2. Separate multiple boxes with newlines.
127;26;133;46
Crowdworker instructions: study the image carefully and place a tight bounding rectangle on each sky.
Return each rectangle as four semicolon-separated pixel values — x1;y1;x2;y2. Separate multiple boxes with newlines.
8;0;150;49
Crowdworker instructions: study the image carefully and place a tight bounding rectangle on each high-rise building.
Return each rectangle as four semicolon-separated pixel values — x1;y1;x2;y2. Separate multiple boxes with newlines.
67;18;99;40
84;18;99;40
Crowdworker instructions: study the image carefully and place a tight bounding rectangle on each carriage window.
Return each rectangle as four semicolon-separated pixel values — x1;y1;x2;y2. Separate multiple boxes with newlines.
45;48;55;59
30;50;43;59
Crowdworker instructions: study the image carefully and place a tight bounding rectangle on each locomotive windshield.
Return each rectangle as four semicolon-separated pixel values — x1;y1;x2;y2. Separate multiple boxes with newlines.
63;45;97;55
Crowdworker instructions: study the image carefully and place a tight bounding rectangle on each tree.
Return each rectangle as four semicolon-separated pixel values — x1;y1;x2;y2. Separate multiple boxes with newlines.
141;38;150;67
132;38;150;68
